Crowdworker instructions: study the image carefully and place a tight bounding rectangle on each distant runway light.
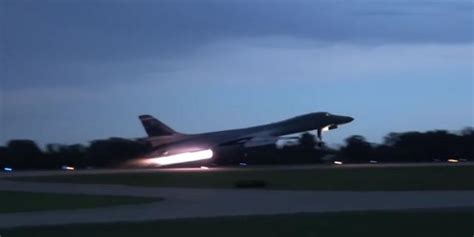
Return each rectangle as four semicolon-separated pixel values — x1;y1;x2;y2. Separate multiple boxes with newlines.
447;159;459;163
61;166;75;171
3;167;13;172
147;149;213;166
334;161;343;165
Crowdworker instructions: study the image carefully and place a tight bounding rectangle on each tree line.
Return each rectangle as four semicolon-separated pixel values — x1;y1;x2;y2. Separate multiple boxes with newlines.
0;138;149;169
0;127;472;169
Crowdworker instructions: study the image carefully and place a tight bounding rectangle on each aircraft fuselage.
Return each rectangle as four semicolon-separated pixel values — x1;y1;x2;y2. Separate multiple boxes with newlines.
142;112;353;158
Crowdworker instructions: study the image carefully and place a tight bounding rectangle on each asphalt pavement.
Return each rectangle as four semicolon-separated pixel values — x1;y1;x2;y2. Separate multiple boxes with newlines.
0;179;474;228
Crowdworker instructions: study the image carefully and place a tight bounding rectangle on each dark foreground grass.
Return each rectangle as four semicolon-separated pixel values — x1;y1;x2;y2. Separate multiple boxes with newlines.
2;209;474;237
9;166;474;190
0;191;160;213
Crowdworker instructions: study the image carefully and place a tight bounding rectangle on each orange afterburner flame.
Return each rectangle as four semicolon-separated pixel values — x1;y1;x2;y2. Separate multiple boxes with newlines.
145;149;213;166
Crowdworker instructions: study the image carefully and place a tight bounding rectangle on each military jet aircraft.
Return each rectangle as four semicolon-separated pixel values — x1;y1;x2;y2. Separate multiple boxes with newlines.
138;112;353;166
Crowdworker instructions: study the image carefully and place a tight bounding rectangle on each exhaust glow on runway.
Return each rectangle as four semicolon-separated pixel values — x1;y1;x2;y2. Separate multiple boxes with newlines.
145;149;213;166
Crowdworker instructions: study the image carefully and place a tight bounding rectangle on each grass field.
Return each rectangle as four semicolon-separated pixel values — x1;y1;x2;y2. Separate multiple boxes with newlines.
0;191;160;213
2;209;473;237
8;166;474;190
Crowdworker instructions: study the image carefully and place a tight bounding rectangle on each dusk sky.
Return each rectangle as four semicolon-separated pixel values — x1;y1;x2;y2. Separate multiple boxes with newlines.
1;0;473;147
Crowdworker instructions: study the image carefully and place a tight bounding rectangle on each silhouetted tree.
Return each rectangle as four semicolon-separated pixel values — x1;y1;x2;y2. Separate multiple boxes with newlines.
460;127;474;159
340;135;373;162
6;140;44;168
87;138;149;167
0;146;8;167
44;143;88;167
372;144;395;162
381;130;464;162
2;127;472;168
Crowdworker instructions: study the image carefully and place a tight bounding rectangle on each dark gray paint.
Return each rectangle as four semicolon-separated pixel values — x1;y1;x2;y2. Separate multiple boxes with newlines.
141;112;353;157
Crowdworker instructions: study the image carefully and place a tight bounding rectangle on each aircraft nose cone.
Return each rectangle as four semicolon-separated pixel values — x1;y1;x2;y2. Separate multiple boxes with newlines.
339;116;354;124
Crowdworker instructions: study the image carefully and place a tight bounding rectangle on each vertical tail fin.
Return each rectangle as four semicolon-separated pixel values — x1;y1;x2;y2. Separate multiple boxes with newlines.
139;115;178;137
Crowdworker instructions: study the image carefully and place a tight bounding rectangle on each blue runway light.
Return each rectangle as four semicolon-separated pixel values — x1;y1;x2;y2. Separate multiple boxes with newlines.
3;167;13;172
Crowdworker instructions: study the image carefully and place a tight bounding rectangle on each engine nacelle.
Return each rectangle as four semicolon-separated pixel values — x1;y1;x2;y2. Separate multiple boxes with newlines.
243;136;279;148
276;137;300;149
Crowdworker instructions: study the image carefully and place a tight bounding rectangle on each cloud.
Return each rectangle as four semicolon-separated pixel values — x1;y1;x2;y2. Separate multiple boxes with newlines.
4;39;472;107
158;38;473;84
1;1;472;145
2;0;472;89
2;40;472;145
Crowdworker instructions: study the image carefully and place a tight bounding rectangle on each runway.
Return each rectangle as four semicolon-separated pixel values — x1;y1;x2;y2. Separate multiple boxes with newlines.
1;179;474;228
1;162;472;178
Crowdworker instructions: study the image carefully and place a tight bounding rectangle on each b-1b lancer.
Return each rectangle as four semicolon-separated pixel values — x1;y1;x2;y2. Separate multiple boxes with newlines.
138;112;353;166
